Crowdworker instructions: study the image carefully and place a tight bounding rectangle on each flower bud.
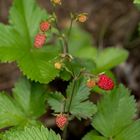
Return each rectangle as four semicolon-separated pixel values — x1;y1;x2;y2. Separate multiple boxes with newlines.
77;13;88;23
51;0;62;5
54;62;62;70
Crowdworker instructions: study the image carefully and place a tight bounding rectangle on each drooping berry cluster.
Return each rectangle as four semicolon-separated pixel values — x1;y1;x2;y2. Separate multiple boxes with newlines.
55;114;68;129
34;21;51;48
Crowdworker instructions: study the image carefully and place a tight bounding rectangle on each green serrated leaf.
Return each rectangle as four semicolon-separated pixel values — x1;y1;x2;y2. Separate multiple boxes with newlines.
3;126;61;140
59;70;71;81
0;0;59;83
9;0;47;44
115;120;140;140
82;130;108;140
47;92;65;113
66;78;92;103
66;78;97;119
13;78;47;118
47;78;97;119
92;85;137;138
0;92;26;129
0;78;47;129
70;101;97;119
0;24;25;62
13;78;31;114
17;47;59;83
93;47;129;73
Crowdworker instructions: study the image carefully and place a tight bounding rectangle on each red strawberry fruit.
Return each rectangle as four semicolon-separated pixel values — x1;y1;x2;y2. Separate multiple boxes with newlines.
97;74;114;90
34;34;46;48
56;114;68;129
40;21;50;32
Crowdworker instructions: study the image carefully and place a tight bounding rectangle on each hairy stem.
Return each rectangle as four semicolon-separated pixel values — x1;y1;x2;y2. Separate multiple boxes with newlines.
62;124;68;140
67;79;76;113
62;78;76;140
51;5;69;55
67;17;74;41
82;71;97;78
62;36;69;54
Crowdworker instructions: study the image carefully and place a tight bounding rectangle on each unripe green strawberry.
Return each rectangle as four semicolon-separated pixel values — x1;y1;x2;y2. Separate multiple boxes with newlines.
34;33;46;48
55;114;68;129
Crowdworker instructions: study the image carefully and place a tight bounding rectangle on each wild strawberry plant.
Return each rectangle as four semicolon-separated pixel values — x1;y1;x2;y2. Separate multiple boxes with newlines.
0;0;140;140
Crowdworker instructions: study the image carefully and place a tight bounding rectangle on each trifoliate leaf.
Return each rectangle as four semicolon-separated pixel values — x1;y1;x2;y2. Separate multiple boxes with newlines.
66;78;97;119
92;85;137;138
93;47;128;73
0;78;47;129
3;126;61;140
0;0;59;83
82;130;108;140
115;120;140;140
47;92;65;113
47;78;97;119
13;78;47;118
